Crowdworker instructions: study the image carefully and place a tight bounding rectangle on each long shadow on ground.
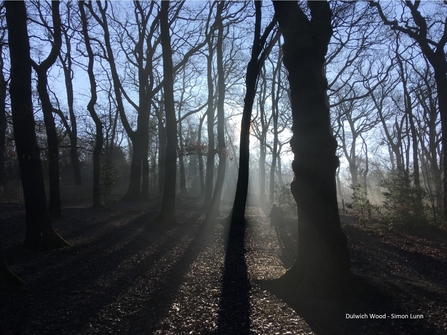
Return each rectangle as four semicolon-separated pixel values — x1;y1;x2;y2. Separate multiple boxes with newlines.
0;203;212;334
217;219;251;334
260;220;443;335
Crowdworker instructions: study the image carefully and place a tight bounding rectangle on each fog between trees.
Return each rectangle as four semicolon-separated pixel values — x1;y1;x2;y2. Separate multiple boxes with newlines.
1;0;446;295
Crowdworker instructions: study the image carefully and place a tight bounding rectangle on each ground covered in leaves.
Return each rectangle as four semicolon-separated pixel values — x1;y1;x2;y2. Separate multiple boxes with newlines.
1;197;446;334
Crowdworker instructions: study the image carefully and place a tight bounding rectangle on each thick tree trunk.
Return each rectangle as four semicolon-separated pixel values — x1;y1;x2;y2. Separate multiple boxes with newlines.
273;1;353;298
156;0;178;225
6;1;67;250
125;138;144;200
35;71;62;217
434;73;447;215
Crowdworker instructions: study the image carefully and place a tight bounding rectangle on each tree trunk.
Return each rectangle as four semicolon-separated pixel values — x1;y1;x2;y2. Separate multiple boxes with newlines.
0;44;6;186
31;2;62;218
156;0;178;225
231;1;277;224
80;1;103;208
203;38;215;209
5;0;67;250
207;2;227;219
60;20;82;186
273;0;353;298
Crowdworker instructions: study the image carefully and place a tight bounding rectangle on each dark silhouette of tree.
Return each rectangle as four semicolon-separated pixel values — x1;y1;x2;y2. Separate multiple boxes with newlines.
272;0;353;298
5;0;67;250
156;0;178;225
230;1;278;225
56;2;82;186
206;1;227;219
79;1;103;208
30;1;63;218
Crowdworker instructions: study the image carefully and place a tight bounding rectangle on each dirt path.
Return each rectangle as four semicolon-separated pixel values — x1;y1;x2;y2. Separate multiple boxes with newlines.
1;201;446;334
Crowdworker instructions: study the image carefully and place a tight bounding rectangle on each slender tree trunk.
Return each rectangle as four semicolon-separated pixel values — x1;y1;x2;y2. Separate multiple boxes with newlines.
31;2;63;218
198;113;206;197
270;50;281;204
60;22;82;186
273;0;353;298
204;38;215;209
5;0;67;250
258;71;267;208
231;1;277;224
80;1;103;208
207;2;227;219
0;44;6;186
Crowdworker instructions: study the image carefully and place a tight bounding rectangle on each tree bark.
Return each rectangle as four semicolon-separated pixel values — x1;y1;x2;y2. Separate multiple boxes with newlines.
203;38;215;209
156;0;178;225
273;0;353;298
5;0;67;250
207;1;227;219
59;10;82;186
231;1;277;224
30;1;62;218
79;1;103;208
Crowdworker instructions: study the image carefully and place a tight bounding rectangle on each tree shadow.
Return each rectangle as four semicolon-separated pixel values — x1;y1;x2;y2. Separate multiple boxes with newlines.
217;219;251;334
259;220;444;335
0;207;211;334
260;274;439;335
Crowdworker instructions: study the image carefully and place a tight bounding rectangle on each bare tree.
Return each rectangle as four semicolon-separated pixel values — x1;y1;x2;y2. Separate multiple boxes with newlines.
230;1;278;224
79;1;103;208
370;0;447;214
5;0;67;250
155;0;178;225
29;1;63;218
272;0;353;298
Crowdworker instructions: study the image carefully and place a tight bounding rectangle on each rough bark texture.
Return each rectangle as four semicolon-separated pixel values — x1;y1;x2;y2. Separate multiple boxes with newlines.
273;0;353;298
5;1;67;250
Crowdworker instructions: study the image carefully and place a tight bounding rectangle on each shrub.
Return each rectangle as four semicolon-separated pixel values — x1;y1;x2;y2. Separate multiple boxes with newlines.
379;171;427;227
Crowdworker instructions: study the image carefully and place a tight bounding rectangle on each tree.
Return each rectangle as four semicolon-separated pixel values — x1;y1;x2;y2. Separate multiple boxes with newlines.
272;0;353;298
206;1;227;219
230;1;278;224
56;1;82;186
5;0;67;250
156;0;178;225
79;1;103;208
30;1;63;218
370;0;447;214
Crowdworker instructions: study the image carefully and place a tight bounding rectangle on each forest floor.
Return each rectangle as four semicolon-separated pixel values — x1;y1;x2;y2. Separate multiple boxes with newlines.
0;196;446;335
